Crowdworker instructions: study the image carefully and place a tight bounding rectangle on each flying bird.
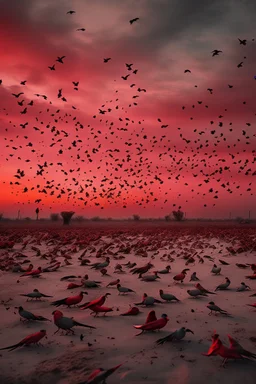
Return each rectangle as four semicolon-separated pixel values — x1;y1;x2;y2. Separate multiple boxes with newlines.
129;17;139;24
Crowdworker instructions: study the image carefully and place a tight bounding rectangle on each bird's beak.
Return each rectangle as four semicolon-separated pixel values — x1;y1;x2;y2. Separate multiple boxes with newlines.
186;329;194;334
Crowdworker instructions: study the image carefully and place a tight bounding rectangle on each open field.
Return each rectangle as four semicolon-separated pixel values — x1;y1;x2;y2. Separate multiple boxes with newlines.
0;222;256;384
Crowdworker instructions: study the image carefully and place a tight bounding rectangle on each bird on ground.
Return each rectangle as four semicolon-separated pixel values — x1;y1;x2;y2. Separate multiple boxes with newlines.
106;279;120;287
246;274;256;280
120;306;140;316
159;289;180;302
90;257;110;270
236;263;249;269
133;313;169;336
67;282;83;289
117;284;135;294
188;289;208;298
195;283;216;295
157;265;171;274
77;363;123;384
129;17;139;24
131;262;154;275
135;293;163;306
228;335;256;359
145;310;157;323
237;282;250;292
207;302;231;316
219;259;230;266
79;293;111;310
52;310;95;335
16;306;50;322
20;288;53;301
203;335;249;367
211;264;221;275
20;267;42;277
0;330;46;351
51;291;87;307
190;272;200;281
173;269;189;283
89;305;113;317
139;271;160;281
215;277;230;291
156;327;194;344
82;275;101;288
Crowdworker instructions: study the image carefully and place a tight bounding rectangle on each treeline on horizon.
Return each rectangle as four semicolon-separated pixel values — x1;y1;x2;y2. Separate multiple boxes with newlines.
0;212;254;224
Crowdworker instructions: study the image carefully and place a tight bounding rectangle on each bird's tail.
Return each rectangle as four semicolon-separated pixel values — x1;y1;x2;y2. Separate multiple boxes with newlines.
79;301;90;309
74;321;96;329
0;342;22;351
36;316;51;321
156;336;170;345
51;299;65;307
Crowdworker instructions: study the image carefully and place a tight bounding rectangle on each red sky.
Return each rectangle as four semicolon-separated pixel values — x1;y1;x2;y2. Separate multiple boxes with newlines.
0;0;255;219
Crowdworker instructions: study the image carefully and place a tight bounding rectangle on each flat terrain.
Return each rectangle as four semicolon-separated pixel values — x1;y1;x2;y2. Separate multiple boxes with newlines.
0;222;255;384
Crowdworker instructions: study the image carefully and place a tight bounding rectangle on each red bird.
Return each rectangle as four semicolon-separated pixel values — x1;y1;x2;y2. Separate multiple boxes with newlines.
133;313;169;336
173;269;189;283
246;274;256;280
84;363;123;383
145;310;157;324
89;305;113;317
80;293;111;310
20;267;42;277
203;335;243;366
0;330;46;351
67;282;83;290
51;291;87;307
120;306;140;316
202;333;221;356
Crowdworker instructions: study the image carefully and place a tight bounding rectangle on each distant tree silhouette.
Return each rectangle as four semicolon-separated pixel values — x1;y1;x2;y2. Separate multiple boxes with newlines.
165;215;171;221
74;215;84;222
50;213;59;222
35;208;39;220
91;216;100;221
133;214;140;221
0;213;3;221
61;211;75;225
172;209;184;221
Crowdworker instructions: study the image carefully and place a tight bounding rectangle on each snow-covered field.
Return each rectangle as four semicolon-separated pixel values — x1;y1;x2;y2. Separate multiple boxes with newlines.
0;222;255;384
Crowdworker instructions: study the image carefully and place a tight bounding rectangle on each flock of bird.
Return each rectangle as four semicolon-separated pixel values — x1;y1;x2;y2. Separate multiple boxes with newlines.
0;10;255;215
0;225;256;382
